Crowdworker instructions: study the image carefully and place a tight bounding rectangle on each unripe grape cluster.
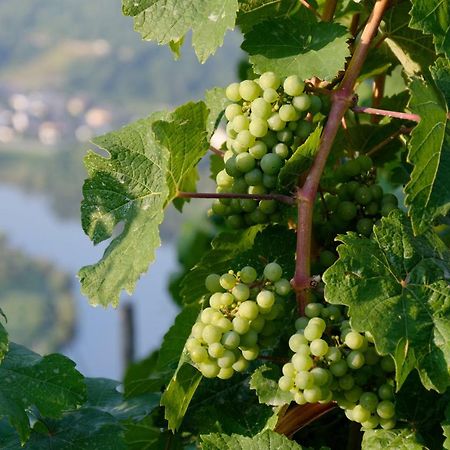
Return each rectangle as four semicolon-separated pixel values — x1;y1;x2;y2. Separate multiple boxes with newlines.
212;73;325;229
278;302;397;430
313;155;400;268
186;262;292;379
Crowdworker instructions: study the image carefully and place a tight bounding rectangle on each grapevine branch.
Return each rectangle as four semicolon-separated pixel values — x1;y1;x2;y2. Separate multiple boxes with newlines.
352;105;421;122
292;0;391;314
176;191;295;205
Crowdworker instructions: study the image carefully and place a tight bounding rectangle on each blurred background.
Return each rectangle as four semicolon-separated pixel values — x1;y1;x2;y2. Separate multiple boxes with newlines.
0;0;243;379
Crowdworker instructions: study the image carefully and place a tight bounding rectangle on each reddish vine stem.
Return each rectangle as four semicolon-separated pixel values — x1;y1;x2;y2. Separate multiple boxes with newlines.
366;125;412;156
322;0;338;22
299;0;322;18
176;191;295;205
352;105;421;122
209;146;224;157
292;0;391;314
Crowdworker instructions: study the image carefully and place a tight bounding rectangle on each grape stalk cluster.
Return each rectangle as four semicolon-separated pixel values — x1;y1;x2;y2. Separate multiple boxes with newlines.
186;262;292;379
278;302;397;430
212;73;325;228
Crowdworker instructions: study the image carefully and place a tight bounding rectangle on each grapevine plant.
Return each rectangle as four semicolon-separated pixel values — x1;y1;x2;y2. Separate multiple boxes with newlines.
0;0;449;448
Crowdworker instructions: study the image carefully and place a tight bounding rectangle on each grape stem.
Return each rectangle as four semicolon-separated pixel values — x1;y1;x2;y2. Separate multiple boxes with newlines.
322;0;338;22
299;0;322;19
209;146;224;157
366;125;412;156
176;191;295;205
292;0;391;314
352;105;421;122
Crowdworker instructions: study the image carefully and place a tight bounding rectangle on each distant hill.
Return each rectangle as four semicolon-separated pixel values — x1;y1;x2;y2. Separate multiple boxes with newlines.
0;1;243;113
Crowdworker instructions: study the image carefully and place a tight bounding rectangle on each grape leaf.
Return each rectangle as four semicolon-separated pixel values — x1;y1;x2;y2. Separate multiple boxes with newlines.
241;9;350;81
210;153;225;181
205;87;227;138
409;0;450;58
382;2;436;76
323;211;450;392
127;0;239;63
0;343;86;442
278;125;322;189
0;323;8;363
404;68;450;234
160;362;202;431
444;403;450;449
79;102;209;307
236;0;299;33
431;57;450;105
361;429;425;449
250;364;293;406
200;430;302;449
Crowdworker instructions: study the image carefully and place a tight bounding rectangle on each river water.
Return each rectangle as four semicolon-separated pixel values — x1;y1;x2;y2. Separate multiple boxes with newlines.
0;184;179;379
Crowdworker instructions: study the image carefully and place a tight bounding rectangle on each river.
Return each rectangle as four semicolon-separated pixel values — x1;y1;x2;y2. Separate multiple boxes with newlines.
0;184;179;380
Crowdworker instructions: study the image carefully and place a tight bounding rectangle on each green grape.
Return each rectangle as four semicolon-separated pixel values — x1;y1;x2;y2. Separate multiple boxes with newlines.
295;120;313;139
303;386;322;403
232;178;248;194
251;97;272;118
310;339;329;357
292;94;311;111
242;346;259;360
216;170;234;187
273;142;289;159
364;202;379;217
190;346;209;363
202;324;222;344
337;201;357;221
232;356;250;372
199;360;220;378
382;193;398;207
240;329;258;347
352;405;371;423
216;316;233;332
370;184;383;201
326;347;342;363
249;209;268;225
359;392;379;412
240;199;258;213
249;141;268;159
225;103;243;121
295;371;314;389
275;279;292;295
294;392;307;405
250;315;265;332
380;356;395;372
354;186;372;205
345;386;363;403
304;324;323;341
232;114;250;132
296;344;311;356
304;302;323;318
364;347;380;366
379;418;396;430
260;153;283;175
284;75;305;96
356;218;373;236
338;374;355;390
236;130;256;149
361;415;379;430
220;273;237;290
256;290;275;308
295;316;309;330
209;292;223;309
238;301;260;320
278;375;294;391
346;180;360;197
218;367;235;380
376;400;395;419
232;283;250;301
282;362;296;377
264;262;283;281
191;322;205;340
239;80;261;101
225;157;242;177
309;95;322;113
235;152;256;172
222;330;240;349
378;383;394;400
277;129;293;143
240;266;258;284
201;307;222;324
244;168;263;186
263;88;279;103
263;174;277;188
347;350;365;369
249;118;269;137
225;82;242;102
208;342;225;358
289;333;308;352
292;353;313;371
342;159;361;178
345;331;365;350
279;104;299;122
323;305;341;322
232;140;247;154
381;203;397;216
259;199;277;214
330;360;348;377
267;112;286;131
229;198;243;214
259;72;281;90
310;367;330;386
356;155;373;172
323;193;339;211
217;349;237;368
205;274;222;292
319;250;337;268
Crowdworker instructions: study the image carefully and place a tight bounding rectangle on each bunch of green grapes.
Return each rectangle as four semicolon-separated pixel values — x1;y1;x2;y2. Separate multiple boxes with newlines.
186;262;292;379
313;155;400;267
278;302;397;430
211;72;325;229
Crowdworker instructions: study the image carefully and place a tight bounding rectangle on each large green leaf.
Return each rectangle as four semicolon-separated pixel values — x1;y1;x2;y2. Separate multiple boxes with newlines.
404;68;450;234
125;0;239;63
278;125;322;189
362;429;425;449
79;102;209;307
241;9;350;81
200;430;302;449
409;0;450;58
236;0;299;33
323;211;450;392
0;344;86;442
382;1;436;76
444;403;450;449
250;364;293;406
